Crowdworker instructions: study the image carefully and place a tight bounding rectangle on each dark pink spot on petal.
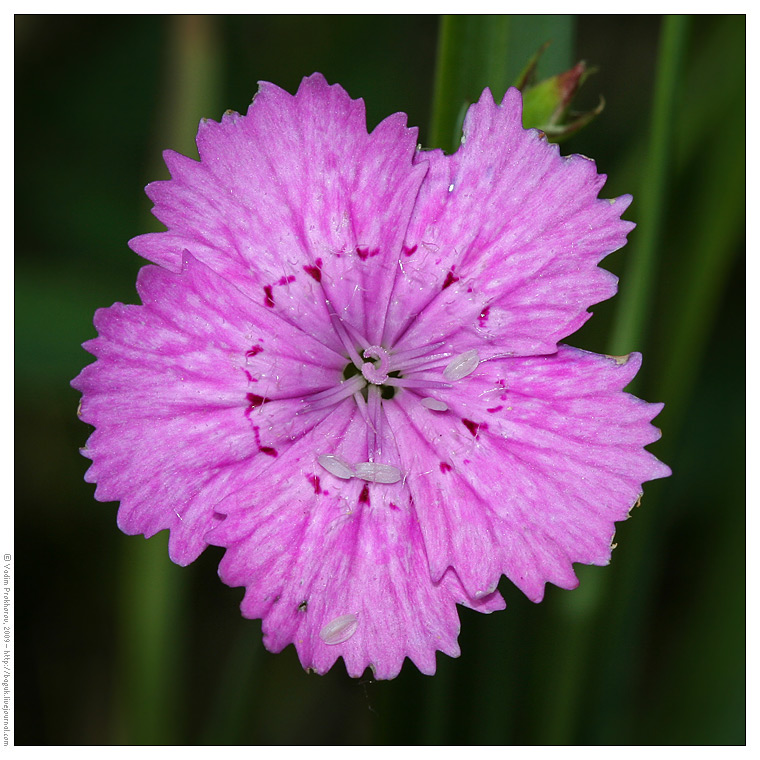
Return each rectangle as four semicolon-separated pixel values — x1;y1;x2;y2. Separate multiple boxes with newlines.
307;474;322;494
303;258;323;282
442;268;459;290
479;305;490;326
358;483;370;505
356;246;379;261
486;405;503;413
402;244;417;256
440;462;452;473
246;345;263;358
264;286;274;308
259;446;278;457
389;502;399;511
277;275;296;286
247;393;270;408
462;418;487;438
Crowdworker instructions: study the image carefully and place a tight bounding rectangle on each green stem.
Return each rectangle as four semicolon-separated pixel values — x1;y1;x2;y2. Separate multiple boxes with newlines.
655;123;744;432
608;15;691;358
117;537;185;744
430;15;511;152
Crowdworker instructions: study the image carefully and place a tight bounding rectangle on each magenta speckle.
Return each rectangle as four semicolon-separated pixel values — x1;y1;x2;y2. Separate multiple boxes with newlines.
442;268;459;290
356;245;379;261
440;462;452;473
463;418;487;438
247;393;270;408
307;474;322;494
358;483;370;505
403;244;417;256
479;305;490;326
277;275;296;286
304;258;323;282
246;345;263;358
389;502;399;511
486;405;503;413
264;286;275;308
259;446;278;457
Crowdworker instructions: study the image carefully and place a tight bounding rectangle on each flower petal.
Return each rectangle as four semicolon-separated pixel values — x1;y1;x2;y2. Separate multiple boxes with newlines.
72;253;344;564
129;73;428;346
388;346;670;601
210;401;505;679
385;87;632;358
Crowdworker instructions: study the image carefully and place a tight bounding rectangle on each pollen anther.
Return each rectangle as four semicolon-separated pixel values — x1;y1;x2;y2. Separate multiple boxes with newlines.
319;613;358;645
443;349;480;381
354;462;403;484
317;454;354;480
421;397;448;412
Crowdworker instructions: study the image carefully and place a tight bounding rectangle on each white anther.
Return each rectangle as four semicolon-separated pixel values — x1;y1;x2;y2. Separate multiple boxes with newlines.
443;349;480;381
354;462;403;484
319;614;358;645
420;397;448;412
448;183;455;192
317;454;354;480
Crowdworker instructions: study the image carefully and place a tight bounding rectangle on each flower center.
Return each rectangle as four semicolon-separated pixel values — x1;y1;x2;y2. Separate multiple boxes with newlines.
343;360;399;401
299;308;481;487
361;345;390;385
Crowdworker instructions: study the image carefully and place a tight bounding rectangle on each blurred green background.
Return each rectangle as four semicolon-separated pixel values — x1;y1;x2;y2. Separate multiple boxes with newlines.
15;14;744;745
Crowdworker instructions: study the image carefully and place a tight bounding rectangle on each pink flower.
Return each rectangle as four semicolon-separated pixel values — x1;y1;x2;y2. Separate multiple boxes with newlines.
72;73;670;679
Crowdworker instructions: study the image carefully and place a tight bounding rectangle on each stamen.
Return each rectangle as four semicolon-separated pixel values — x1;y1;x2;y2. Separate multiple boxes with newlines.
317;454;354;480
342;319;371;351
443;349;480;381
354;462;403;484
391;351;452;374
329;308;364;369
388;341;447;367
302;375;366;411
384;377;452;390
366;384;382;462
353;391;375;431
421;397;448;412
319;613;358;645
